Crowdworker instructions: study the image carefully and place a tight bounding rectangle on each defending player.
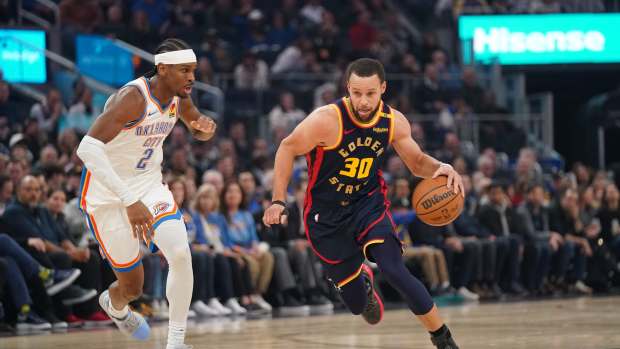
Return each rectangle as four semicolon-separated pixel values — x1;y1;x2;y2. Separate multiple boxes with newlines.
263;58;463;349
76;39;216;349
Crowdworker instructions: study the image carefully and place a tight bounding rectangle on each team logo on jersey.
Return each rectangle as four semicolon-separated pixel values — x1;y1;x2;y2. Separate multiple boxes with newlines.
373;127;388;133
153;202;170;216
168;102;177;118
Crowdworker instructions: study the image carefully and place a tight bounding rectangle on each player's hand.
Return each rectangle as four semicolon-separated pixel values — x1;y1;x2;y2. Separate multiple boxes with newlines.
126;201;154;245
432;163;464;197
263;204;288;227
190;116;216;139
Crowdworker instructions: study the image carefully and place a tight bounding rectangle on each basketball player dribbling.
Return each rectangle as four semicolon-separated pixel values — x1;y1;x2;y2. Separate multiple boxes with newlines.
76;39;216;349
263;58;464;349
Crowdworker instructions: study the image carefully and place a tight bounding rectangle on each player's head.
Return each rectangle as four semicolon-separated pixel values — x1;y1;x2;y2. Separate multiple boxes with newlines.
146;38;197;98
344;58;386;120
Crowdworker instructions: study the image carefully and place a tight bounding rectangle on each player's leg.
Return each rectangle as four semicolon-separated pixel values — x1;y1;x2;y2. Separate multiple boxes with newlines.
153;219;193;349
368;237;459;349
87;206;150;340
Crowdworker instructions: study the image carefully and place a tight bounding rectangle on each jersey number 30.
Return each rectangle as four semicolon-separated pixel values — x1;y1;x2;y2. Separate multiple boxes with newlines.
136;148;154;170
339;157;373;179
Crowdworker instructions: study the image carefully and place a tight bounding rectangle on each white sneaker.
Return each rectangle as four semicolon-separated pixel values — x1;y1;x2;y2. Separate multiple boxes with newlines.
574;281;593;295
99;290;150;341
208;298;232;315
225;298;247;315
457;287;480;301
191;300;219;317
251;295;272;312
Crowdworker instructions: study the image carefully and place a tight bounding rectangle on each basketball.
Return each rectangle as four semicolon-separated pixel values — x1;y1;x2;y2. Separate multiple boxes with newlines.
412;176;464;226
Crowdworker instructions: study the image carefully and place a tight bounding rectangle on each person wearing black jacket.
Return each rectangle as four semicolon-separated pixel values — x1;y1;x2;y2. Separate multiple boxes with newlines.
515;184;555;294
549;188;593;294
476;182;526;295
2;176;106;322
452;175;501;297
597;183;620;260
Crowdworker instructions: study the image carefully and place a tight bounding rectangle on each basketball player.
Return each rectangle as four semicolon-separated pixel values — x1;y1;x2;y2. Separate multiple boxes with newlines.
263;58;463;349
76;39;215;349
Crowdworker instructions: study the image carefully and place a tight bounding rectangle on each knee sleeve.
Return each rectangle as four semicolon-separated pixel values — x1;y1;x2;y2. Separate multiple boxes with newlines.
153;219;193;325
371;239;434;315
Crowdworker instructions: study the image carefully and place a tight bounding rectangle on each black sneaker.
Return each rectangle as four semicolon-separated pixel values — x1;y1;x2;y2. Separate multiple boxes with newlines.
430;326;459;349
44;312;68;330
307;294;334;315
278;294;310;317
45;268;81;296
360;264;383;325
59;285;98;306
16;310;52;332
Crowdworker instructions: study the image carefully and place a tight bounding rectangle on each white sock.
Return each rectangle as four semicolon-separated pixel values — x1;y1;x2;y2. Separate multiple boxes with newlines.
167;321;186;348
108;301;129;319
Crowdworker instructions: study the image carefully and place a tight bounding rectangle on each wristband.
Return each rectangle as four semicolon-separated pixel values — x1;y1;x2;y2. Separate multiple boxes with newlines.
271;200;287;208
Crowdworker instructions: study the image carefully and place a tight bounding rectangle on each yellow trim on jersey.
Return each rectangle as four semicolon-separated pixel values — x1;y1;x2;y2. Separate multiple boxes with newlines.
323;104;343;150
343;97;383;128
388;107;395;144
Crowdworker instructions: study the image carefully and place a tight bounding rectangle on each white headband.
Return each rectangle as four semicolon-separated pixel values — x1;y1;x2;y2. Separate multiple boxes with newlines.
154;49;197;65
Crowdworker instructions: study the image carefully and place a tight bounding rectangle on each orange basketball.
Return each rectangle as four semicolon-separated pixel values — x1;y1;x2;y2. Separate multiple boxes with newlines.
412;176;464;226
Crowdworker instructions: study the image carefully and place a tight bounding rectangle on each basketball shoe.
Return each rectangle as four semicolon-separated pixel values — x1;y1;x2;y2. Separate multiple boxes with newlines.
430;325;459;349
99;290;150;340
360;264;384;325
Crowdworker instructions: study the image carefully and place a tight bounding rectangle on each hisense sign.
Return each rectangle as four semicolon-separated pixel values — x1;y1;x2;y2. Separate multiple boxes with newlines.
459;14;620;65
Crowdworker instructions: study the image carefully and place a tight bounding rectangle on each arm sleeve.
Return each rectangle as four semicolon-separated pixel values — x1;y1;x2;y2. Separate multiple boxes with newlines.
76;135;139;206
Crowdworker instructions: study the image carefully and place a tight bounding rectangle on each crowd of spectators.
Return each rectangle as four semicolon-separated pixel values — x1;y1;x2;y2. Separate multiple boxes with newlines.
0;0;619;336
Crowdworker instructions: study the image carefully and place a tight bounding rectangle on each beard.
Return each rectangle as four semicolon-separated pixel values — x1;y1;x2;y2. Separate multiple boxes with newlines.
352;102;381;121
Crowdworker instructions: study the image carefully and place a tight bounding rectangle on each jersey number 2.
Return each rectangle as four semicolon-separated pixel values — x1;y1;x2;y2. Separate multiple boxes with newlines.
136;148;154;170
339;157;373;179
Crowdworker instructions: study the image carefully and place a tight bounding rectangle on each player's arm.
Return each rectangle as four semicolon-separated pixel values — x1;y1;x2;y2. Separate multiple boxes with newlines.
263;106;335;226
76;87;154;242
391;111;464;195
178;97;217;141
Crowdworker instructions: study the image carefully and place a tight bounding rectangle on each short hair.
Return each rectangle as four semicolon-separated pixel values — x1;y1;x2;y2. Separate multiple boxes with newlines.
344;58;386;83
145;38;192;78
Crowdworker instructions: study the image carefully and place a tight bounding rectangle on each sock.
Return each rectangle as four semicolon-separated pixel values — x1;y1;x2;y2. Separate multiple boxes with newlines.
108;301;129;320
20;304;31;315
167;321;186;348
39;267;52;283
430;324;448;337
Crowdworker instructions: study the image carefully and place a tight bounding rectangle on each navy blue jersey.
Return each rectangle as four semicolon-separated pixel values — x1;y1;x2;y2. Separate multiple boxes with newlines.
305;97;394;208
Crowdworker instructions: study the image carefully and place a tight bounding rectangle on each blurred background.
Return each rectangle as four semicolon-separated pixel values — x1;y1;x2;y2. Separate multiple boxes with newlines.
1;0;620;336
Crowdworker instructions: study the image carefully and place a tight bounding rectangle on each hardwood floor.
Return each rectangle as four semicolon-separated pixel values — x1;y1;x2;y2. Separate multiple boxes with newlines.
2;296;619;349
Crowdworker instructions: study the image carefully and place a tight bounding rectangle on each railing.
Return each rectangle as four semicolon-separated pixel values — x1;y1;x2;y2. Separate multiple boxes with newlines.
405;113;551;155
111;39;225;119
1;33;116;96
17;0;61;53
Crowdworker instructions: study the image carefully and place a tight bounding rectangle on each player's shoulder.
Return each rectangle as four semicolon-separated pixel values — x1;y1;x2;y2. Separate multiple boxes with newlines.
105;84;145;112
306;104;338;122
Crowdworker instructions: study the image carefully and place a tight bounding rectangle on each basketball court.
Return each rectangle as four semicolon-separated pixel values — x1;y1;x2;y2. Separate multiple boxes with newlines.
2;296;619;349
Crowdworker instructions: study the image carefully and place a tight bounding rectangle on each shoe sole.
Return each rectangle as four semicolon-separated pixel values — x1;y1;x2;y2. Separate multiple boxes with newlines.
62;288;98;306
47;269;82;296
361;264;384;325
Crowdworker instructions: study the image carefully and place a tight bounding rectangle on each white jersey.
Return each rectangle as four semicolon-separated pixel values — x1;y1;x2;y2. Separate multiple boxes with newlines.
83;76;179;208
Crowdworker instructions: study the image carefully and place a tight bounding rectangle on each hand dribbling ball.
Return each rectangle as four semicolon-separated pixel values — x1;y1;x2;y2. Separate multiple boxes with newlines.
412;176;464;226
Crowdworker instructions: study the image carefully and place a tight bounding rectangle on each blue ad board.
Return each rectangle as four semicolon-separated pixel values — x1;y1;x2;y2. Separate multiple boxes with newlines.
0;29;47;83
76;35;134;86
